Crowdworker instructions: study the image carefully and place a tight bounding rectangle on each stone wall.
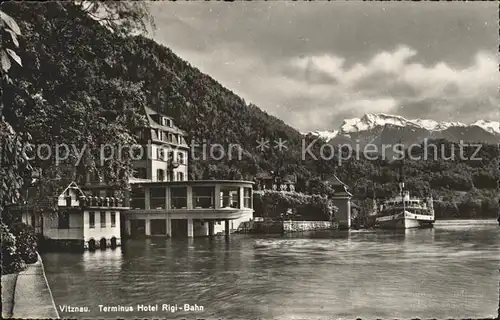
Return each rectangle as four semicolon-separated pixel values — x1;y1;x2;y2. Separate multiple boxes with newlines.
237;220;338;234
283;220;336;233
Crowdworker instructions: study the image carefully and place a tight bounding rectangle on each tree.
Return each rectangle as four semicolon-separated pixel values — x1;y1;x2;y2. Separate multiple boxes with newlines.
1;2;154;213
1;10;22;75
74;1;155;36
1;9;30;212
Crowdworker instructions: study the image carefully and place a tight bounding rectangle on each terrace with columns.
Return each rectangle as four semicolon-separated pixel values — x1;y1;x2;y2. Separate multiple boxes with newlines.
125;180;254;238
120;106;254;238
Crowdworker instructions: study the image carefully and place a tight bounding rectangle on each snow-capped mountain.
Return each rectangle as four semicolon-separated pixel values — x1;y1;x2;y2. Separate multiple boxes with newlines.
471;120;500;135
337;113;482;134
305;130;339;141
303;113;500;146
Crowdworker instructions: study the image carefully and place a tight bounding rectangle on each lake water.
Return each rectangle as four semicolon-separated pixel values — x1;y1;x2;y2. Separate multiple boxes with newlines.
43;220;500;319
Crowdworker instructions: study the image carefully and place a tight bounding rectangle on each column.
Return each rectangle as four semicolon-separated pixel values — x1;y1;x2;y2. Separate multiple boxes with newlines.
225;220;230;237
187;218;194;237
116;212;121;234
239;186;244;209
166;215;171;237
145;218;151;236
214;184;221;209
145;187;151;210
201;221;209;236
346;199;351;229
250;188;253;209
125;219;131;236
166;187;171;210
83;210;89;240
187;186;193;209
208;221;214;236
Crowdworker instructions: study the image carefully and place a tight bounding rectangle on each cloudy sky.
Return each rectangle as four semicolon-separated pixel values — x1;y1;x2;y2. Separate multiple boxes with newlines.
148;2;498;132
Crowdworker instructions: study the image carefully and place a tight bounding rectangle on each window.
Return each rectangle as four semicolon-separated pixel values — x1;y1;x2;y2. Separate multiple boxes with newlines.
177;172;184;181
192;186;215;208
58;212;70;229
166;119;172;127
150;187;166;209
179;136;186;145
178;152;185;165
89;212;95;228
100;212;106;228
111;212;116;227
167;151;174;161
133;167;147;179
157;147;165;161
157;169;165;181
166;133;178;144
243;188;252;208
136;129;144;140
131;188;146;209
170;187;187;209
220;187;240;208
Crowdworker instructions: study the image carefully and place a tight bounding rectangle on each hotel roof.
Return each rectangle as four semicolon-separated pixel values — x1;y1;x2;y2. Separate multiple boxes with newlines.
143;106;188;136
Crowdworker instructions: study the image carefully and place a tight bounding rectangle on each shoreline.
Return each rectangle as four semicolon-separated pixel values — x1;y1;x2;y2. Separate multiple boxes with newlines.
11;252;59;319
1;273;18;318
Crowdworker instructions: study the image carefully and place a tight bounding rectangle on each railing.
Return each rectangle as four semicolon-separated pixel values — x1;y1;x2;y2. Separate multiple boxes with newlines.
171;197;187;209
79;196;125;208
221;196;239;208
150;198;166;209
130;199;145;209
193;197;214;209
381;202;433;215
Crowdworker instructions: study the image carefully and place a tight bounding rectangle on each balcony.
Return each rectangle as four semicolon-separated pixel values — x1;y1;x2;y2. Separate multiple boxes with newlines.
128;180;254;214
78;196;128;210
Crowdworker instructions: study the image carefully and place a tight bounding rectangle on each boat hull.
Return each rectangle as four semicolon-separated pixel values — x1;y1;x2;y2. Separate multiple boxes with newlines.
376;212;434;229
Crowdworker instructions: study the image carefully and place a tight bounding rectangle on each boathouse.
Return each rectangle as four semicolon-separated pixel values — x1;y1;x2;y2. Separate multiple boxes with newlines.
15;181;129;250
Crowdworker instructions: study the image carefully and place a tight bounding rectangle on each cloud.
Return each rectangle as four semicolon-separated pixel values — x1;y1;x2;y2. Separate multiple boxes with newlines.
280;46;499;130
174;45;498;132
149;2;498;132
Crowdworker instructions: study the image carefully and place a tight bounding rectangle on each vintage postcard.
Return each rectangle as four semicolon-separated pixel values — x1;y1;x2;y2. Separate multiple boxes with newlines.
1;1;499;319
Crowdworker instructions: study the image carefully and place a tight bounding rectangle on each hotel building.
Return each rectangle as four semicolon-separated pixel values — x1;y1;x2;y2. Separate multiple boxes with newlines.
15;107;254;250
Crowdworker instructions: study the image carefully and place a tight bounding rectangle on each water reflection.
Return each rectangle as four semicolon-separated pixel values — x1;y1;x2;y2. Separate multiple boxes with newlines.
82;248;123;272
42;220;500;319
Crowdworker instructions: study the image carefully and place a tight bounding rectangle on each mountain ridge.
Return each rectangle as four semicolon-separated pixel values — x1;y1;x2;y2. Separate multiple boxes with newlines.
305;113;500;144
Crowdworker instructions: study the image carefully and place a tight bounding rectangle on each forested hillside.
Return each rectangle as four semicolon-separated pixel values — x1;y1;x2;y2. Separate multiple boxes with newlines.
2;2;498;218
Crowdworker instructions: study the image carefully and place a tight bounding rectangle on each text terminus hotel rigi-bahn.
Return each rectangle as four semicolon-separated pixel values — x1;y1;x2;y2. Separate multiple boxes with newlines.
18;107;255;250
